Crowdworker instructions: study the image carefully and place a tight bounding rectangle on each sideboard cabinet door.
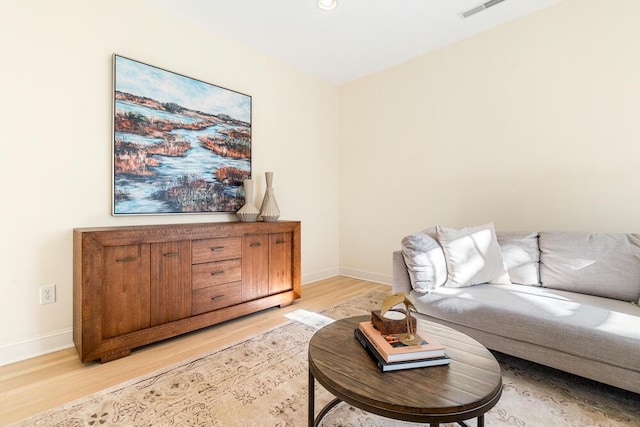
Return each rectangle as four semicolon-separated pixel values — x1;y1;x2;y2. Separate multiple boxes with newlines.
150;241;192;326
101;244;151;339
242;232;294;300
269;232;293;294
242;234;270;301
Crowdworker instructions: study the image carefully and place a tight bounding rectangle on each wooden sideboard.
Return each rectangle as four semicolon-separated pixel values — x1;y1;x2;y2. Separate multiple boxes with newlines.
73;221;301;363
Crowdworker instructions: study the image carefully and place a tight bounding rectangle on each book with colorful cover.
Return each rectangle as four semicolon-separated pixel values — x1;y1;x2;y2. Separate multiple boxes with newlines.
354;328;450;372
359;321;446;363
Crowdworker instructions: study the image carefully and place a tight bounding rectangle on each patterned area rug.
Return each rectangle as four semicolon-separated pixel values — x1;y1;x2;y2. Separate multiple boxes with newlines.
12;290;640;426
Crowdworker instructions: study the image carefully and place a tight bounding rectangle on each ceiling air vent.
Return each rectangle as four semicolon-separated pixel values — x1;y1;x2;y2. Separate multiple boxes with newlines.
460;0;508;19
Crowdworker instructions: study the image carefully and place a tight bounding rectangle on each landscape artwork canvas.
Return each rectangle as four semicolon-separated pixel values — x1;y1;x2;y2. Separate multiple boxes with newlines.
112;55;251;215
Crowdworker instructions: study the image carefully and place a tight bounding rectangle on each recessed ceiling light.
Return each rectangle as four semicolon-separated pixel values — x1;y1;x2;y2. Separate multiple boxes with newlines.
317;0;338;12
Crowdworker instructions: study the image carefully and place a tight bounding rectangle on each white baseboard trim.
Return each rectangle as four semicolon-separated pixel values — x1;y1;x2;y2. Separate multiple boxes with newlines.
1;269;388;366
338;267;392;286
0;328;74;367
301;267;340;285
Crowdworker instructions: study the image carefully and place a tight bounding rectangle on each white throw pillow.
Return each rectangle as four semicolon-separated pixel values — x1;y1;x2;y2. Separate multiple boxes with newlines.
436;222;511;288
401;228;447;293
496;231;540;286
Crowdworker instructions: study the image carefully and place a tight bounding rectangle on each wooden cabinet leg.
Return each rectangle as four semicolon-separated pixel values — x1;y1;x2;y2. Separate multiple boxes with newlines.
100;348;131;363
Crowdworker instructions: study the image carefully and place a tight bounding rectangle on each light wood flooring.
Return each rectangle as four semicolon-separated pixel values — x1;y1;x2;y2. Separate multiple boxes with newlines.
0;276;390;424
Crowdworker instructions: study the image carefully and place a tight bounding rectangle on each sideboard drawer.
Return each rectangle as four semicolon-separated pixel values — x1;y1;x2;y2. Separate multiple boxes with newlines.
192;259;241;290
192;282;242;315
192;237;241;264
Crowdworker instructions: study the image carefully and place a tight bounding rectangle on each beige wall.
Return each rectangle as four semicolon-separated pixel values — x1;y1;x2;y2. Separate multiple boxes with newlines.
0;0;339;364
338;0;640;281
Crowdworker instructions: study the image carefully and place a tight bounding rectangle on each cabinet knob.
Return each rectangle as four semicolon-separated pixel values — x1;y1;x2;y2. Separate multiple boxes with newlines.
163;252;180;257
211;270;225;276
210;294;225;301
276;240;286;244
210;246;225;252
116;256;137;263
249;242;262;247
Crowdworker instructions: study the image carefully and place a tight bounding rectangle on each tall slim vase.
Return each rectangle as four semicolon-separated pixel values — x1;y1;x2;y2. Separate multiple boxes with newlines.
236;179;260;222
260;172;280;222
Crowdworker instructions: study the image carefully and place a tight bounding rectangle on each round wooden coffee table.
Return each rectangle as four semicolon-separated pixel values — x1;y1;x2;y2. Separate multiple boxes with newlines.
308;315;502;426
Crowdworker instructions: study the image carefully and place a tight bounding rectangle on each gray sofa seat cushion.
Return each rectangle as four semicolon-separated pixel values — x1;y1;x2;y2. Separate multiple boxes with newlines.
411;284;640;372
539;232;640;302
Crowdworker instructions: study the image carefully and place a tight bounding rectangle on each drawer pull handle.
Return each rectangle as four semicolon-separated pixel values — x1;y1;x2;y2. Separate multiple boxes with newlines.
211;246;225;252
276;240;286;244
116;256;137;263
164;252;180;257
210;294;225;301
211;270;225;276
250;242;262;247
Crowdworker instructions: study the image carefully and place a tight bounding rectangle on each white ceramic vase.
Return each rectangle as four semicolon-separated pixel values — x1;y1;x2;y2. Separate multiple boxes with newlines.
260;172;280;222
236;179;260;222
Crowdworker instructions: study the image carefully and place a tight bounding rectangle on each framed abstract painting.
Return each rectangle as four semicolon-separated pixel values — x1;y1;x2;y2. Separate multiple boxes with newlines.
112;54;251;215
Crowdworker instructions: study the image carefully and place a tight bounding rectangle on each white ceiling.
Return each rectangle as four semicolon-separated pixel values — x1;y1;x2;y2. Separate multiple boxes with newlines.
159;0;566;86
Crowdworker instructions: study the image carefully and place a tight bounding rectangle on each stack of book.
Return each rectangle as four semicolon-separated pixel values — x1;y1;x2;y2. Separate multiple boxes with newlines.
354;321;450;372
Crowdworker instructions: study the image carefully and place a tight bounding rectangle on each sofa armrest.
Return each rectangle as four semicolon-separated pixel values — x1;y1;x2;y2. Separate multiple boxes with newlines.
392;250;412;294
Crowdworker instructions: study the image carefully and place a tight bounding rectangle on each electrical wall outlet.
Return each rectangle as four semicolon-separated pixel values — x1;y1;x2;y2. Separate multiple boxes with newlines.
40;284;56;304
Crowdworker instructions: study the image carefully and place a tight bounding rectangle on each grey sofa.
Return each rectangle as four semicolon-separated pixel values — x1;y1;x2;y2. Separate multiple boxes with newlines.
392;225;640;394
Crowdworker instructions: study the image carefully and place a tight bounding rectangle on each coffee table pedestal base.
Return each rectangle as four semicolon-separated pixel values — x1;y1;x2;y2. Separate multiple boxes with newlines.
309;368;485;427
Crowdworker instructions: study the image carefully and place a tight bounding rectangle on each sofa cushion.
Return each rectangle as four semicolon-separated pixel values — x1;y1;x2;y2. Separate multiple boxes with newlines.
496;232;540;286
436;222;511;288
539;232;640;302
411;284;640;373
401;227;447;293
